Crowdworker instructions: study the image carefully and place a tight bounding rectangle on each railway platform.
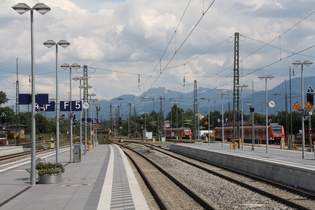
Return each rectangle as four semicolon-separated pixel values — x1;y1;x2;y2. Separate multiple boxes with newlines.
170;141;315;192
0;146;29;156
0;144;148;210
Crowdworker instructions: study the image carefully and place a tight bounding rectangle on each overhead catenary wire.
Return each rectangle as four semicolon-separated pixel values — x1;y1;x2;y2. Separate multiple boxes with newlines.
140;0;216;101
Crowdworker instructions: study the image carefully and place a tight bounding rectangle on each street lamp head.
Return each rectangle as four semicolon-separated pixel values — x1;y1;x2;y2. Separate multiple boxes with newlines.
43;40;56;48
12;3;31;15
58;40;70;48
33;3;51;15
44;40;70;48
303;60;313;67
242;84;249;88
267;75;274;80
292;60;302;67
200;97;213;101
258;75;274;80
13;3;50;15
61;63;80;70
71;63;81;69
61;63;70;70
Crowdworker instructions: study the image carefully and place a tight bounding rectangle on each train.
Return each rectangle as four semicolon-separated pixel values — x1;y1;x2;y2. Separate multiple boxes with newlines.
162;127;192;139
214;123;285;143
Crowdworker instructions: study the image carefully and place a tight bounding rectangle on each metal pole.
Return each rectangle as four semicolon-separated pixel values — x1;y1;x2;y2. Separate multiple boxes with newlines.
241;87;244;150
308;110;313;152
289;66;293;149
30;9;36;185
197;102;200;139
292;60;312;158
251;81;255;150
208;100;210;145
221;95;224;147
79;79;82;158
265;77;269;154
55;44;60;162
301;64;305;159
69;67;73;162
128;102;131;138
84;104;88;154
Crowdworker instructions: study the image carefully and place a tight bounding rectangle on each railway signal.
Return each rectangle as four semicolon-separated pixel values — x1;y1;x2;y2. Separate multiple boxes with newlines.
307;86;314;105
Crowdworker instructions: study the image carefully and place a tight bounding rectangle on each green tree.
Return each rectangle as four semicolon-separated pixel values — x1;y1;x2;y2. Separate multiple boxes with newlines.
0;107;15;124
0;91;8;105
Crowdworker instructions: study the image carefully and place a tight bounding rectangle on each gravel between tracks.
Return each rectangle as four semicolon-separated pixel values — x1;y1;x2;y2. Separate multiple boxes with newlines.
128;144;294;210
125;146;204;209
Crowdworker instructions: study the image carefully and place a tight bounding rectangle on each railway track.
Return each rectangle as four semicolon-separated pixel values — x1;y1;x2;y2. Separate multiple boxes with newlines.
0;149;46;163
122;145;214;209
119;142;315;209
153;145;315;209
0;144;69;164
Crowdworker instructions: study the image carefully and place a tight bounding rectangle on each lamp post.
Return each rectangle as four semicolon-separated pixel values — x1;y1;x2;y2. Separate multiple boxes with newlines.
236;84;248;149
201;98;213;145
142;97;154;139
250;80;256;151
292;60;313;159
88;93;97;148
44;40;70;162
90;98;99;147
289;65;294;149
61;63;80;162
128;102;131;138
12;2;51;185
258;75;274;154
217;92;227;147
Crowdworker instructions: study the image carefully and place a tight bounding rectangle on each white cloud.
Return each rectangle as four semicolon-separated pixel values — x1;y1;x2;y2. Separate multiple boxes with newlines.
1;0;315;107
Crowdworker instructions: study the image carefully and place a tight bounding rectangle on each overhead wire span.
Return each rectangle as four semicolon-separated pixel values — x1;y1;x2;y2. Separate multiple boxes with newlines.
182;44;315;103
89;66;139;75
198;9;315;86
142;0;216;98
141;0;192;89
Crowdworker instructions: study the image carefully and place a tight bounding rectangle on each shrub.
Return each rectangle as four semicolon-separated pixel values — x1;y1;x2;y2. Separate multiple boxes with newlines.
36;162;65;176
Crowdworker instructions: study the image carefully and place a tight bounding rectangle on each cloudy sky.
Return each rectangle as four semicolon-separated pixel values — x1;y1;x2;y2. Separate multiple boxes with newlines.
1;0;315;107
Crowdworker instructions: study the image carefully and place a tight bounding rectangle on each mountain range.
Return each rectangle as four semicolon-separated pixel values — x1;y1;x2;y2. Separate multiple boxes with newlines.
96;76;315;120
18;76;315;120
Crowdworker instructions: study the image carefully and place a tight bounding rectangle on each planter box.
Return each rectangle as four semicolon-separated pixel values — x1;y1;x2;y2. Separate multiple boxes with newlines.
38;173;62;184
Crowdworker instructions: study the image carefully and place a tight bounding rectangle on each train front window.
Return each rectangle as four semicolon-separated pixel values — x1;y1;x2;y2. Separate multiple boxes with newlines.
273;128;282;135
184;129;190;134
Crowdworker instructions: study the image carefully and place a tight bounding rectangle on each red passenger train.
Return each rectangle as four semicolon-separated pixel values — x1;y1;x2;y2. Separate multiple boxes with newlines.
214;123;285;143
162;127;192;139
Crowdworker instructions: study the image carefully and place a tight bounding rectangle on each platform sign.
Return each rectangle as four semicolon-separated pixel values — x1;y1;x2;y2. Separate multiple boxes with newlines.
293;102;301;109
298;109;305;115
82;118;101;124
237;117;248;122
19;93;50;105
36;94;49;105
19;94;31;104
35;101;55;112
60;101;82;111
217;118;228;123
